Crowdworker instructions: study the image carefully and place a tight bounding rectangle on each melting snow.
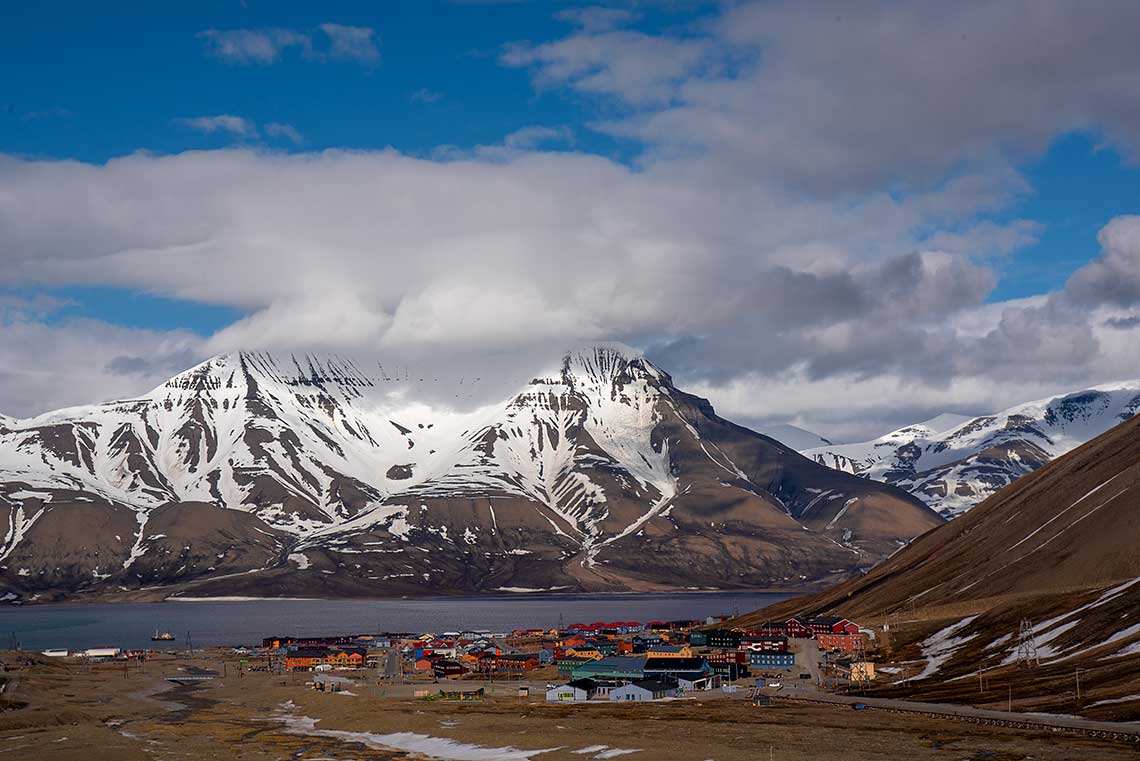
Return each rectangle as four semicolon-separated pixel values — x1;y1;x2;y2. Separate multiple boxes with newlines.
278;714;560;759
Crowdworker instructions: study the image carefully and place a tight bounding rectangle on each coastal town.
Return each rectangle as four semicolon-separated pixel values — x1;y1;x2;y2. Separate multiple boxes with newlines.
36;613;872;703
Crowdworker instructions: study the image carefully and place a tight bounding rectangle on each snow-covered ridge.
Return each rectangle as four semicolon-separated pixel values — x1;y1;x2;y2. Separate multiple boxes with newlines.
0;345;679;548
802;382;1140;517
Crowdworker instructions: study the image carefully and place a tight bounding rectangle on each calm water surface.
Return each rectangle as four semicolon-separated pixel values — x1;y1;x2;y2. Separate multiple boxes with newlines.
0;592;794;651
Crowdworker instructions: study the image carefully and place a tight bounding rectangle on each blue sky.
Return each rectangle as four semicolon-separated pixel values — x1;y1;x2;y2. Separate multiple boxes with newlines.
2;1;1140;437
5;0;1135;327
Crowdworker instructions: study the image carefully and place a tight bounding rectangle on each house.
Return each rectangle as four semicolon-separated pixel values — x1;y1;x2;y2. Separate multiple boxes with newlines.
487;654;541;671
546;678;599;702
609;679;679;702
644;657;710;679
631;633;663;652
688;631;709;647
809;616;859;636
706;630;743;649
673;672;721;691
849;661;875;682
749;651;796;671
816;632;862;652
556;656;593;675
709;661;749;680
742;635;789;652
784;618;813;638
82;647;122;660
285;647;330;671
326;648;366;669
565;647;603;660
646;644;693;658
571;656;648;681
433;660;467;679
705;651;747;665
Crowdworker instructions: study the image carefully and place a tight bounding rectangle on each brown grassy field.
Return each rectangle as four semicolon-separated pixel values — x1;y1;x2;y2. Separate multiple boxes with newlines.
0;650;1136;760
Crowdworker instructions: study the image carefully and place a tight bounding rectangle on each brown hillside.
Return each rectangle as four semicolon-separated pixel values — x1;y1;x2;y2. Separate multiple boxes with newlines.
731;414;1140;720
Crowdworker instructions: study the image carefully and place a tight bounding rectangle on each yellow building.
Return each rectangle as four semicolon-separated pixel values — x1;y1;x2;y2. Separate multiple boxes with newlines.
646;644;694;658
849;661;875;682
564;648;603;660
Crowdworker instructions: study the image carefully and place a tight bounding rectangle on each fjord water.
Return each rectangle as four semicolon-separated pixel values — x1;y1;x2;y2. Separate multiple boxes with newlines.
0;592;793;651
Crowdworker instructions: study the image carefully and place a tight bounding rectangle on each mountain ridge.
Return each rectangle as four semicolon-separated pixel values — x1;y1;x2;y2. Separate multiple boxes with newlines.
0;345;941;602
802;381;1140;516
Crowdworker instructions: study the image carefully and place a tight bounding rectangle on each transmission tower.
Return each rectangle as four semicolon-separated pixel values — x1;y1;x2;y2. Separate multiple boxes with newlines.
1016;618;1039;669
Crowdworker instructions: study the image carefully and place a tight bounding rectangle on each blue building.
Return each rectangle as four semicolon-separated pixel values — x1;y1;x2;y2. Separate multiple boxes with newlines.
749;651;795;670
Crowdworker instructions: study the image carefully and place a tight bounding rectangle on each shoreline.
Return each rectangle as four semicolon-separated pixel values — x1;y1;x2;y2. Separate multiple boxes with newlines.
0;586;813;608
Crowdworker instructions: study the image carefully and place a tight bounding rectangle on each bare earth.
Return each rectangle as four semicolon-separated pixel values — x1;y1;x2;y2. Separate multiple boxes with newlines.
0;652;1134;761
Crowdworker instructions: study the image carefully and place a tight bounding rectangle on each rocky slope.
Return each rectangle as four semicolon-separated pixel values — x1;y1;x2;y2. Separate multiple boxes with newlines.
803;384;1140;516
0;345;939;602
737;413;1140;719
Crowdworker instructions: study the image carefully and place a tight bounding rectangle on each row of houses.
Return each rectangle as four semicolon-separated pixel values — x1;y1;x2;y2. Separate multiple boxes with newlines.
691;616;861;653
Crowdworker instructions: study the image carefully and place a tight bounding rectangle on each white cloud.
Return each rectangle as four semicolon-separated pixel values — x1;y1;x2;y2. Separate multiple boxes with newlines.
264;122;304;145
198;28;313;65
0;312;203;418
502;31;710;106
410;88;444;104
318;23;381;64
5;1;1140;435
198;24;379;66
176;114;258;138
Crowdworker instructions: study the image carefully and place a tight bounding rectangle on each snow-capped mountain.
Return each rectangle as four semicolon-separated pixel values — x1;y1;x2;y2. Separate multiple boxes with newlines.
0;345;941;602
756;424;833;451
803;383;1140;517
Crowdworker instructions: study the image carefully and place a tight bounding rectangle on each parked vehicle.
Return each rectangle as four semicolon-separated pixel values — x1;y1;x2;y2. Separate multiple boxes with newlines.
852;703;868;711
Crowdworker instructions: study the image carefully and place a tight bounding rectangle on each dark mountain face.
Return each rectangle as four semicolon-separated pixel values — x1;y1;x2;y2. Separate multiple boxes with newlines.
0;345;940;602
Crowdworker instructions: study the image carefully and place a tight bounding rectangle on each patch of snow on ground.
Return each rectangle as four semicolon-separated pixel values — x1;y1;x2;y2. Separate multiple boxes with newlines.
279;714;560;760
287;552;311;570
1090;695;1140;707
899;616;978;683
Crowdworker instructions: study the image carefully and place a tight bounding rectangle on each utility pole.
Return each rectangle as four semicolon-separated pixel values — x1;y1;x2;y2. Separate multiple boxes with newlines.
1075;668;1082;706
1007;684;1012;713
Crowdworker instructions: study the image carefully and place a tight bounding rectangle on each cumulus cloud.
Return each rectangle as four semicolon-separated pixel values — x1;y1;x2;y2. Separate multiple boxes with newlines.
1066;216;1140;307
4;1;1140;438
318;23;381;64
528;1;1140;192
198;24;379;65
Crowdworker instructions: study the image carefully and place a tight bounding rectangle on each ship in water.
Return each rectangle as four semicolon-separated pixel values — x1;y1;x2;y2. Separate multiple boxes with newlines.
151;629;176;642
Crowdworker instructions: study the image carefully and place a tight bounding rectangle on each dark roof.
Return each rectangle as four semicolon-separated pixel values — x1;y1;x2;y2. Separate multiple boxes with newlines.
288;647;330;657
668;671;711;681
566;678;598;690
808;616;845;626
644;657;706;671
629;679;675;692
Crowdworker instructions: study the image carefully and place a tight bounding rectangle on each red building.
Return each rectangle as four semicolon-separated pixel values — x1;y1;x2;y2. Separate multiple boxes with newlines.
741;635;789;652
816;633;862;652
